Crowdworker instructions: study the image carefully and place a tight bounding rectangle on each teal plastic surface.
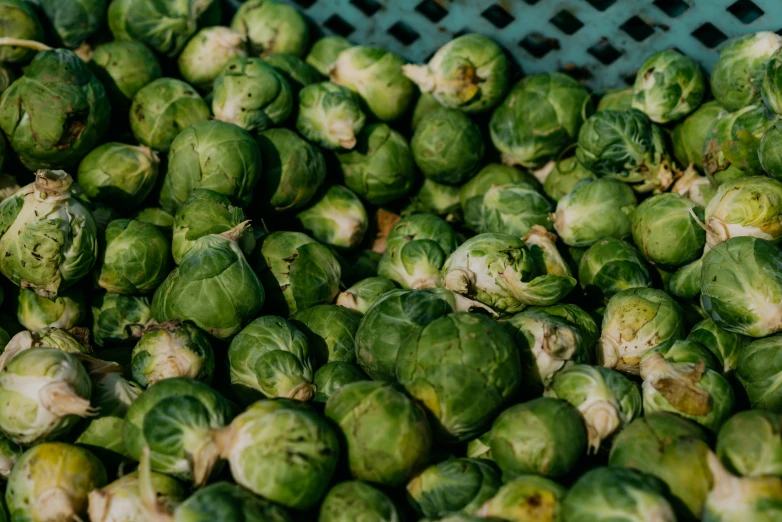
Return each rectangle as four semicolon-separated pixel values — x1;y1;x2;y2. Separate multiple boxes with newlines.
262;0;782;91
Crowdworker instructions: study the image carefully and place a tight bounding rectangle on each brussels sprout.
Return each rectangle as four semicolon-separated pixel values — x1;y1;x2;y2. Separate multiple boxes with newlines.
312;362;367;403
736;333;782;410
178;27;247;91
563;467;676;522
403;34;508;114
132;321;214;388
212;57;293;133
153;223;265;340
123;378;233;483
598;288;683;375
77;415;133;462
552;178;638;247
341;248;381;285
0;327;91;366
671;166;718;209
92;293;152;348
764;48;782;114
263;52;323;90
16;288;84;331
412;107;484;184
647;338;722;371
230;0;308;57
759;122;782;178
159;120;262;213
96;219;170;295
704;452;782;522
687;319;747;374
32;0;106;49
306;36;352;76
0;49;109;170
77;143;160;211
672;101;729;169
331;46;415;121
0;0;43;63
712;32;782;111
379;214;458;290
443;233;576;313
631;50;705;123
490;73;593;168
80;357;142;418
407;458;501;518
480;183;553;237
129;78;210;152
466;431;492;461
545;364;642;452
403;179;461;218
0;434;20;480
87;471;186;522
6;443;106;522
296;186;368;250
609;413;711;520
578;238;651;303
597;87;634;111
289;304;361;365
490;397;586;479
459;164;539;231
411;92;443;131
325;381;432;486
133;208;175;235
89;40;162;109
397;312;521;442
255;231;341;317
297;81;366;149
525;226;573;278
169;481;293;522
542;157;598;203
701;236;782;337
717;410;782;478
319;481;399;522
476;475;565;521
336;123;415;205
703;176;782;247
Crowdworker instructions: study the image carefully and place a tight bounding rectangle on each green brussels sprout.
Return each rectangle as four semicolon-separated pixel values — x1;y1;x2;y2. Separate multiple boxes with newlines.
631;49;705;123
169;481;293;522
0;0;43;63
178;27;247;91
319;481;400;522
379;214;458;289
407;458;501;518
403;34;508;114
411;92;443;131
255;231;341;317
443;233;576;313
32;0;106;49
312;362;367;403
172;189;254;265
0;434;20;480
92;293;152;348
133;207;174;235
212;57;293;133
77;415;133;461
132;321;214;388
129;78;210;152
545;364;642;452
552;178;638;247
704;452;782;522
159;120;262;213
412;107;484;185
289;304;361;365
672;101;729;169
218;399;338;509
230;0;308;57
687;319;748;374
297;81;366;149
736;333;782;410
459;163;539;231
542;156;597;203
7;443;106;522
578;238;651;303
306;36;352;76
80;357;142;418
490;397;587;479
96;219;170;295
563;467;676;522
479;183;553;238
337;277;398;314
336;123;415;205
0;49;109;170
526;227;574;281
717;410;782;477
701;236;782;337
325;381;432;486
16;288;84;331
759;122;782;178
153;223;265;340
712;31;782;111
123;377;233;484
296;185;368;250
227;316;314;403
341;248;381;286
89;40;162;109
397;312;521;442
87;471;186;522
0;347;93;444
576;109;675;192
0;326;91;364
77;143;160;211
404;179;461;218
609;413;712;520
255;128;326;212
490;73;593;168
763;47;782;116
599;288;684;375
703;176;782;247
597;87;634;111
331;46;415;121
263;52;323;90
466;431;492;461
646;338;722;371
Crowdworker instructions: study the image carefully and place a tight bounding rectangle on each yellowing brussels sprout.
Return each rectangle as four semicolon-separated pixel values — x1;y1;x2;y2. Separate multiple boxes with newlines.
96;219;170;295
632;49;705;123
6;443;106;522
263;52;323;90
89;40;162;109
230;0;308;57
87;470;185;522
92;293;152;348
178;27;247;91
632;193;706;269
312;362;368;403
736;334;782;410
16;288;84;331
289;304;361;365
712;31;782;111
319;480;400;522
579;238;651;303
597;87;633;111
459;163;540;231
480;183;553;238
672;101;729;170
403;34;508;114
306;36;351;76
704;452;782;522
412;107;484;185
704;176;782;247
297;81;366;149
687;319;748;374
325;381;432;486
296;185;368;250
129;78;210;152
717;410;782;478
490;73;593;168
477;475;565;522
0;0;43;63
132;321;214;388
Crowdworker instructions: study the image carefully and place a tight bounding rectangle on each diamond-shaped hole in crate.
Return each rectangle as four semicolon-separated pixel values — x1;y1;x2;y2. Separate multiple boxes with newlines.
519;33;560;58
622;72;638;86
415;0;448;23
482;4;515;29
324;14;356;37
523;0;543;5
727;0;764;24
692;22;728;48
550;10;584;35
290;0;317;7
584;0;617;12
388;21;420;46
350;0;381;16
620;15;655;42
653;0;689;17
588;39;623;65
561;63;593;82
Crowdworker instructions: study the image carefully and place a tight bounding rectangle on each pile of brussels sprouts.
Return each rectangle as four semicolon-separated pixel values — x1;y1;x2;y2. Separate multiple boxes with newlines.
2;1;782;521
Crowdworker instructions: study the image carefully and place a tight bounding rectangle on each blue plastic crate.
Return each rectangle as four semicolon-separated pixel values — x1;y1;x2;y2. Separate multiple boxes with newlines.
234;0;782;91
